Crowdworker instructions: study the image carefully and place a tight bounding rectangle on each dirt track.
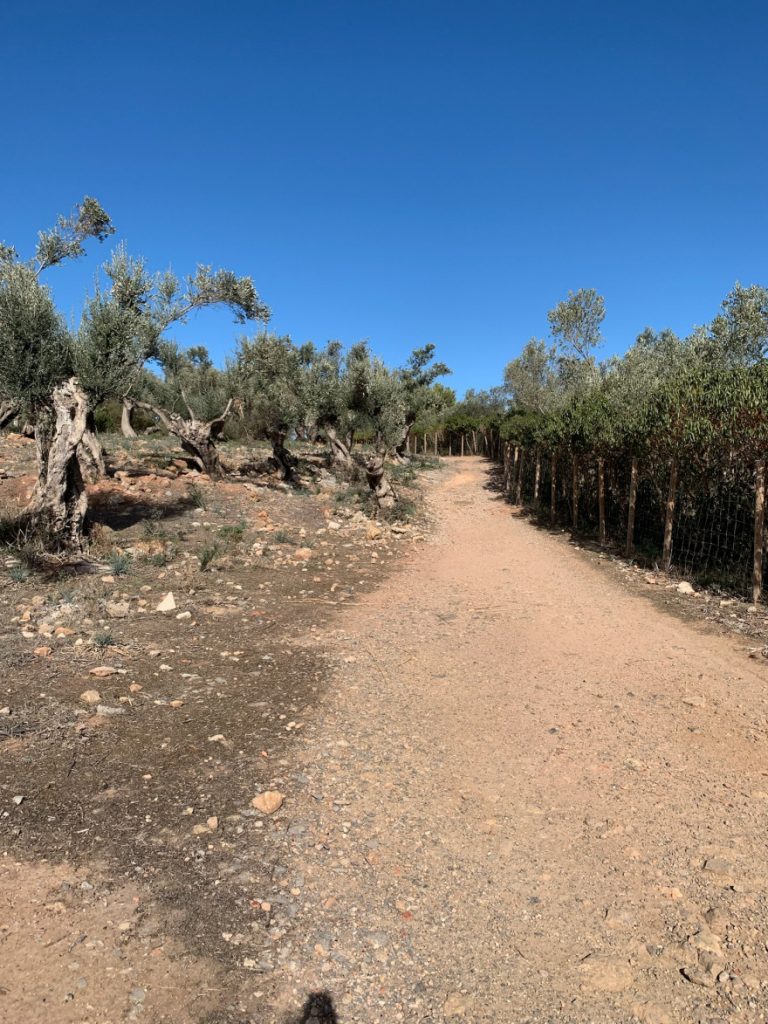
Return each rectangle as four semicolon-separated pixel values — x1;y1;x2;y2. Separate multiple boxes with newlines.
264;457;768;1022
5;456;768;1023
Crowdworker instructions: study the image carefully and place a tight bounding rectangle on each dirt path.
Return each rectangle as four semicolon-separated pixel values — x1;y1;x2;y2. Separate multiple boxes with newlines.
265;457;768;1023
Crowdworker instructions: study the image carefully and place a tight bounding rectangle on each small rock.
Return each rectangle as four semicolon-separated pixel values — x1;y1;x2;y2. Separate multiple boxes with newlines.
106;601;130;618
12;795;24;806
688;926;723;956
703;857;734;877
704;907;728;933
251;791;284;814
33;646;52;657
80;690;102;705
156;592;176;613
677;581;696;595
207;816;218;830
604;907;635;929
89;665;118;677
443;992;473;1018
176;611;192;620
681;966;715;988
579;953;635;992
96;704;126;716
630;1001;673;1024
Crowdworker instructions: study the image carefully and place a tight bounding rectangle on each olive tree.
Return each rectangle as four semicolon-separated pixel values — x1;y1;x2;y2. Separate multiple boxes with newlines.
503;338;557;414
345;342;406;507
0;198;268;550
710;283;768;366
393;344;451;460
230;332;312;484
303;340;358;465
0;198;114;549
134;343;238;478
547;288;605;365
120;264;268;438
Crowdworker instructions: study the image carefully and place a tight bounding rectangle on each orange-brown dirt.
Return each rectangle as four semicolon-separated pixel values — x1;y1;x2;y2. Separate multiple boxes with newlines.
3;451;768;1023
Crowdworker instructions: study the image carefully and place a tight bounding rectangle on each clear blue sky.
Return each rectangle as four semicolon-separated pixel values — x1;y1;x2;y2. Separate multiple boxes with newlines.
2;1;767;396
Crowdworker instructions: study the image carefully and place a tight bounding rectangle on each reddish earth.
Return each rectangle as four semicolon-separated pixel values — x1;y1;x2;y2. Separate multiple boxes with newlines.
3;451;768;1023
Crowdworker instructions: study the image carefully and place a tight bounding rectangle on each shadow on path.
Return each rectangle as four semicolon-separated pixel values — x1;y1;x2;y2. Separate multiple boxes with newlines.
284;991;338;1023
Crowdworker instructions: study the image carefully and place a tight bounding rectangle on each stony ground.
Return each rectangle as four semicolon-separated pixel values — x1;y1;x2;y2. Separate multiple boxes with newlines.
3;445;768;1023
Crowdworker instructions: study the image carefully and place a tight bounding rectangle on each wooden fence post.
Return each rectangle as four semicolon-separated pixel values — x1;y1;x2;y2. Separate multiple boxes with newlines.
662;458;678;571
515;447;525;505
511;446;519;496
754;458;765;604
434;433;438;456
550;454;556;525
533;451;541;504
626;456;638;558
597;456;606;546
571;454;579;531
460;434;465;457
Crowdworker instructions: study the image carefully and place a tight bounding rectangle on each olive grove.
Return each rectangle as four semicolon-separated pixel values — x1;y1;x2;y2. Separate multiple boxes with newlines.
0;198;451;555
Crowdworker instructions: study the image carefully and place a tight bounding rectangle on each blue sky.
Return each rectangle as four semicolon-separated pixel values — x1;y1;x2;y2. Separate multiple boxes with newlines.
2;1;767;396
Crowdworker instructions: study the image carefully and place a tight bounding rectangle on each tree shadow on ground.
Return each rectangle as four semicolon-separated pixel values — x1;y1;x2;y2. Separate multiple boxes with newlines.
482;458;602;543
482;459;507;495
480;461;667;576
284;991;339;1023
88;489;200;530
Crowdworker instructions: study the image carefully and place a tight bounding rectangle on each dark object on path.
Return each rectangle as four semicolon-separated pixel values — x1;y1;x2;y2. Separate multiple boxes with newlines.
287;991;338;1023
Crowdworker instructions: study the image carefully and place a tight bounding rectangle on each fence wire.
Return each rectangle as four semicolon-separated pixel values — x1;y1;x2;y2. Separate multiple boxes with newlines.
501;444;763;600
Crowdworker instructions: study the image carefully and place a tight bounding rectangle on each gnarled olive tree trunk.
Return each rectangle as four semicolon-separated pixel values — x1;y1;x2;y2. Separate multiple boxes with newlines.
363;452;396;509
121;397;138;438
134;397;233;479
324;424;353;466
28;378;92;552
79;409;106;482
0;400;19;430
393;418;415;464
270;430;299;484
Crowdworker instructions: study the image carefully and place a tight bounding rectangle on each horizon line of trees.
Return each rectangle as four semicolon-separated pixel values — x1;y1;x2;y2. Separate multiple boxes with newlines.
4;198;767;562
419;283;768;475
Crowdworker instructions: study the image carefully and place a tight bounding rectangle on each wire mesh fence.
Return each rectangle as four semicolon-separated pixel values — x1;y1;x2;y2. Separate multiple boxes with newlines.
500;443;766;602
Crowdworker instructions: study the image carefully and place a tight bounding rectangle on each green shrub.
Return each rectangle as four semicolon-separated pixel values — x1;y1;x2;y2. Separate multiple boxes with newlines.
188;484;207;509
107;551;132;576
199;543;221;571
219;521;246;543
93;399;123;434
